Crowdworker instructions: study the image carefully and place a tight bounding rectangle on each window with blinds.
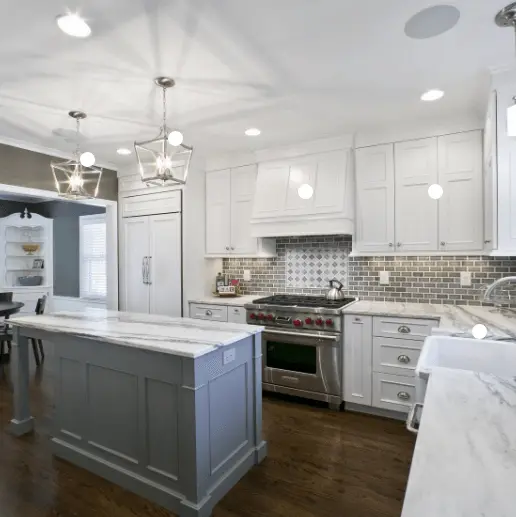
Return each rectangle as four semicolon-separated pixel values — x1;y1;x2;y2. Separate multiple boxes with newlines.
80;214;107;300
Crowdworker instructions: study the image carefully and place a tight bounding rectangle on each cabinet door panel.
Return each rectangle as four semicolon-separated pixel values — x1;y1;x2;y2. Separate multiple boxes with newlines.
230;165;258;254
438;131;483;251
285;157;317;213
252;163;290;218
355;144;395;252
148;213;182;317
206;170;231;254
121;217;149;313
313;150;348;214
343;315;372;406
395;138;438;252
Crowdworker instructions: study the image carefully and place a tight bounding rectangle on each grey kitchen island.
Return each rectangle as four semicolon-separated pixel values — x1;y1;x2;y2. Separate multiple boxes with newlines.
7;309;266;517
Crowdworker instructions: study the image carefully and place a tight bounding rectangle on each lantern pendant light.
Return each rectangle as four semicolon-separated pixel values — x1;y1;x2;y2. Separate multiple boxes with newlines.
135;77;193;187
51;111;102;199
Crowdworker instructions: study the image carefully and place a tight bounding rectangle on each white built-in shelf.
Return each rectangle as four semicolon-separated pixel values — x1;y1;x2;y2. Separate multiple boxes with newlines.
6;241;45;245
6;268;45;272
6;254;44;258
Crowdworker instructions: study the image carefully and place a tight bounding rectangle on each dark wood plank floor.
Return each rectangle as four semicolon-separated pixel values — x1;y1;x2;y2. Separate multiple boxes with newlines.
0;360;415;517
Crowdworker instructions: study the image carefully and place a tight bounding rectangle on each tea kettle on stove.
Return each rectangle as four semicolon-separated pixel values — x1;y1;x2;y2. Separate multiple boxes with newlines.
326;279;345;301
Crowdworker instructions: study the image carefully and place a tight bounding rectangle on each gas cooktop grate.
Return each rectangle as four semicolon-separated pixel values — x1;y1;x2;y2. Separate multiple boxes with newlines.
251;295;355;309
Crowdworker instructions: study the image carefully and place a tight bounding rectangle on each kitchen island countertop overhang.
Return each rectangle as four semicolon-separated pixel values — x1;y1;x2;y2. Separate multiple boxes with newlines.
7;310;267;517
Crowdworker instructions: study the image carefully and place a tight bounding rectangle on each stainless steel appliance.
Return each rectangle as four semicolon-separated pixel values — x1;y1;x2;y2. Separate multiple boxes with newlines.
245;294;356;408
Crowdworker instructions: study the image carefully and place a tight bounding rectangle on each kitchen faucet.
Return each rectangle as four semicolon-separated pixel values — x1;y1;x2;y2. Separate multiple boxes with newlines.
483;276;516;303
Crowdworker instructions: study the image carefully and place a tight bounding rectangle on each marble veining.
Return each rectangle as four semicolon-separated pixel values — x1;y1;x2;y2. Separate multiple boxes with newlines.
188;295;263;307
9;309;263;358
402;367;516;517
343;300;516;338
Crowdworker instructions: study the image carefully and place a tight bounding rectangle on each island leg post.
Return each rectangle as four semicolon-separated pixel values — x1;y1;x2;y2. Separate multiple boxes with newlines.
8;327;34;436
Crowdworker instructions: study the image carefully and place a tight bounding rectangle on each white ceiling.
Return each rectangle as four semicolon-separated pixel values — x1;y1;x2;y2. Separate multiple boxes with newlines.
0;0;514;168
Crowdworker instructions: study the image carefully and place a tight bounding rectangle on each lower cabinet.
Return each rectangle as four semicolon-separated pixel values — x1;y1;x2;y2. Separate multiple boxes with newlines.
189;303;246;324
343;315;373;406
343;314;437;415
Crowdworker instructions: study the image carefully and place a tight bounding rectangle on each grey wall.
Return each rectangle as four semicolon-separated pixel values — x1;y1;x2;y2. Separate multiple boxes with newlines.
0;198;105;297
0;143;118;201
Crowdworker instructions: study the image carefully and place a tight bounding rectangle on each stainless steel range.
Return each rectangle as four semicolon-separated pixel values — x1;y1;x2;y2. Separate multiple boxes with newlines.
245;295;357;408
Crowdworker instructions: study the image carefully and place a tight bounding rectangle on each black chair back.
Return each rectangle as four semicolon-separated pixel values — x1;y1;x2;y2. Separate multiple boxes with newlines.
35;295;47;315
0;292;13;302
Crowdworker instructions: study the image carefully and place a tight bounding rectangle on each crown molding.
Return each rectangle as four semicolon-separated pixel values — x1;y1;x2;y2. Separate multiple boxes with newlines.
0;135;118;171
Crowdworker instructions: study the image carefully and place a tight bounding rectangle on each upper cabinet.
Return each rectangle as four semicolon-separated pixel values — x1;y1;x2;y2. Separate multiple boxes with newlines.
395;137;438;252
205;165;275;257
251;149;354;237
355;130;484;254
355;144;395;252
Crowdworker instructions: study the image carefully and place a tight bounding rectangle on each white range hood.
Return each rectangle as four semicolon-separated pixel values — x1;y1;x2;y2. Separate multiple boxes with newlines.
250;147;354;238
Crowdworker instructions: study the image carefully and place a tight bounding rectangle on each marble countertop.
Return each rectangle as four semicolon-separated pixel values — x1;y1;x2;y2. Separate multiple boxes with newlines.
189;295;263;307
9;309;263;358
402;367;516;517
342;301;516;338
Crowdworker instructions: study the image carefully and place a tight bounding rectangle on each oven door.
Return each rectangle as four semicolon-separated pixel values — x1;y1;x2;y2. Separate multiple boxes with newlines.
262;328;341;396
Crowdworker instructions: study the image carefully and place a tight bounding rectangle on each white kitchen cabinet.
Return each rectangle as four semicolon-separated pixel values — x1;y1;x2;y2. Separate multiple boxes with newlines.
355;144;395;252
251;149;354;237
483;90;497;252
206;169;231;255
395;137;438;252
438;131;483;251
354;130;483;254
121;213;182;317
343;314;373;406
206;165;275;257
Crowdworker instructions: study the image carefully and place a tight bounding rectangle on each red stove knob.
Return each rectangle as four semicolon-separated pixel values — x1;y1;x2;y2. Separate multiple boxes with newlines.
305;317;313;325
258;313;265;320
267;314;274;321
325;318;334;326
315;318;324;326
293;319;302;327
250;313;256;320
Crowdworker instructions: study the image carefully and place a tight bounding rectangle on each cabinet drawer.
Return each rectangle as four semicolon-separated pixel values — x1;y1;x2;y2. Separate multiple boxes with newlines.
189;304;228;322
372;337;422;377
372;372;416;414
227;306;246;324
122;191;181;218
373;316;436;341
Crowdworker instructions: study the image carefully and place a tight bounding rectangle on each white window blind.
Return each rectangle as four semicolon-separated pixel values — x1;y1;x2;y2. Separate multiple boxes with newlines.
80;214;107;300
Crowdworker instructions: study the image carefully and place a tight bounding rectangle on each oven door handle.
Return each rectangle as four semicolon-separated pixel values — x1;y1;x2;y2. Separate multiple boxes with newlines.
264;329;340;342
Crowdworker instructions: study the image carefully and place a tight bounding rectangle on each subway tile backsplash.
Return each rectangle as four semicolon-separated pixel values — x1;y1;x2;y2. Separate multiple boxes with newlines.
222;235;516;305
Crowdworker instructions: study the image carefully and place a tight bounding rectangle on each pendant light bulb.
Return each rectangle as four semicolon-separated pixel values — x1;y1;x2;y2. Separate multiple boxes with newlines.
80;151;95;167
168;130;184;147
298;184;314;200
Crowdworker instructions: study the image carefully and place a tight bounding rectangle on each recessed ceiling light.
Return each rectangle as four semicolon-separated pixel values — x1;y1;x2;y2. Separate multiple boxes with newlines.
117;148;132;156
245;128;261;136
56;13;91;38
421;89;445;102
405;5;460;39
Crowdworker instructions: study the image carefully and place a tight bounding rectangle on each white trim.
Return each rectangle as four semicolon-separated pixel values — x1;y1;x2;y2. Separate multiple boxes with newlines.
0;136;117;171
349;251;489;258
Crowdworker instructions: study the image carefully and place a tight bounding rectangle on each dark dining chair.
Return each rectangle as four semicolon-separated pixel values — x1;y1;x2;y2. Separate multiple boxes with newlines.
30;295;47;366
0;292;14;363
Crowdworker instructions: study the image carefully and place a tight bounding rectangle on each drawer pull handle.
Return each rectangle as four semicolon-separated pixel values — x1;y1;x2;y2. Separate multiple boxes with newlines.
398;354;410;364
398;325;411;334
205;310;213;316
397;391;411;401
234;309;239;313
281;376;300;383
354;317;361;322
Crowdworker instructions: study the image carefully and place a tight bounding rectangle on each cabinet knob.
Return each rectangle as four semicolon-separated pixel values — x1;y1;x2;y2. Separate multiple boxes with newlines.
397;354;410;364
205;310;212;316
231;247;235;250
440;241;446;246
396;242;402;247
354;317;361;322
484;240;492;244
225;246;230;251
398;325;411;334
397;391;411;401
388;242;393;247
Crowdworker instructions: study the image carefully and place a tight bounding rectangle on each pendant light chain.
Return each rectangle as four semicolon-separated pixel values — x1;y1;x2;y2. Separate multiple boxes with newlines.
75;118;81;157
162;86;167;134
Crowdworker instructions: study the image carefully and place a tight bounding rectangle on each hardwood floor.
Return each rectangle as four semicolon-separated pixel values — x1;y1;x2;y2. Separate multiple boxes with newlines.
0;360;415;517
